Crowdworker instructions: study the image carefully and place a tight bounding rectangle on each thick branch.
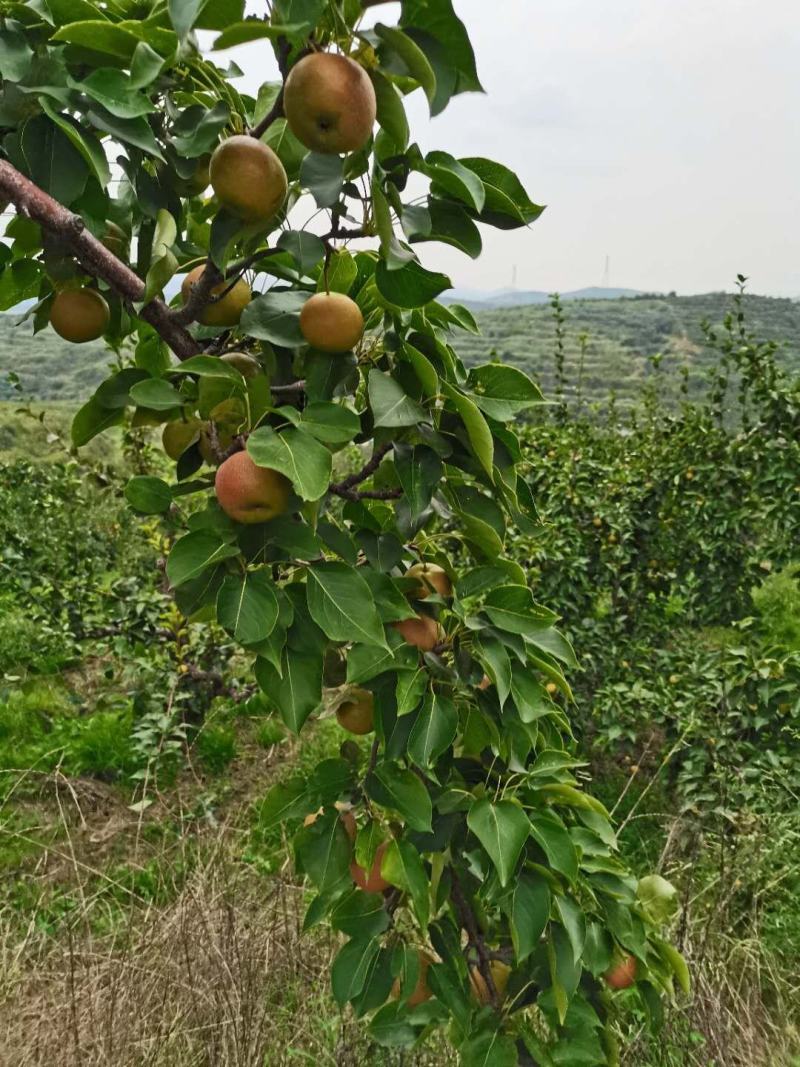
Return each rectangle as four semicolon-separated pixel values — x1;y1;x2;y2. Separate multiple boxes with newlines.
0;160;200;361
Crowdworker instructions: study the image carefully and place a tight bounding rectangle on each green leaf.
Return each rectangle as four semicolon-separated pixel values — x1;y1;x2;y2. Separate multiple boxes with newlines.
306;562;388;648
459;1029;518;1067
370;69;409;149
394;445;442;521
300;402;360;444
330;889;391;940
510;872;550;963
125;475;172;514
459;157;545;230
13;114;87;206
130;41;166;88
556;895;586;965
86;107;166;162
71;395;124;447
171;355;245;381
247;426;331;501
240;290;306;347
171;100;230;156
417;198;482;259
37;100;111;188
637;875;679;924
375;23;436;110
212;20;304;49
257;778;316;829
470;638;508;710
408;691;457;768
375;258;451;309
400;0;483;97
166;531;241;587
277;229;325;273
368;369;426;428
255;648;322;733
381;838;429;928
0;260;42;311
52;20;142;58
425;151;485;212
402;342;439;398
467;798;530;887
300;151;344;209
441;382;494;479
168;0;204;40
0;20;33;81
216;569;279;645
317;249;358;295
368;762;432;832
484;585;555;636
331;936;381;1007
467;364;544;421
68;68;155;119
368;1002;418;1048
529;813;579;883
129;378;183;411
296;811;351;895
657;939;691;994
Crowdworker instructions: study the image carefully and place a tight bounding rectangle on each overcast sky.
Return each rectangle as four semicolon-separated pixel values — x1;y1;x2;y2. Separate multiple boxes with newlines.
216;0;800;297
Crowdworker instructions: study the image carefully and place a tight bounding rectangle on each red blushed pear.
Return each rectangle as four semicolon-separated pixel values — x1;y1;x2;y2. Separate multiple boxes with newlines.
604;954;637;990
283;52;376;154
391;951;434;1007
214;451;291;524
351;840;390;893
392;614;441;652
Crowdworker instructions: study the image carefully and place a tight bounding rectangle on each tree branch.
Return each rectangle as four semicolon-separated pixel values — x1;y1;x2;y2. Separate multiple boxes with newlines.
450;867;500;1009
329;442;393;499
0;160;200;361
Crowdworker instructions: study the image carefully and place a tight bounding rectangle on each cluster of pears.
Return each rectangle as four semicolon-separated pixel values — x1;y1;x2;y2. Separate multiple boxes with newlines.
50;53;374;356
181;51;373;350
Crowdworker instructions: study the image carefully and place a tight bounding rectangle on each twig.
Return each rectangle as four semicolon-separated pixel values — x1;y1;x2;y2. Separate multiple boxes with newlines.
329;442;393;500
270;380;306;395
450;867;499;1008
0;160;199;360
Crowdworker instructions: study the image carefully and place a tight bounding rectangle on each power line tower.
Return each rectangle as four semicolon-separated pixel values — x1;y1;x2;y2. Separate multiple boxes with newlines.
601;254;610;288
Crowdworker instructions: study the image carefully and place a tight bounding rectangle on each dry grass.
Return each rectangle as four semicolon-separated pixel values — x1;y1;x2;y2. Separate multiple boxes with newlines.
0;845;451;1067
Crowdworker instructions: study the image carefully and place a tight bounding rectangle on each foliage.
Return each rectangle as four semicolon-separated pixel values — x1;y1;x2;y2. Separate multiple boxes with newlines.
0;3;688;1062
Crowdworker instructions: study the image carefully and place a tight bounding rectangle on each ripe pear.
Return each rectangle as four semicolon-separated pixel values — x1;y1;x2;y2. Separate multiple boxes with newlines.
351;840;390;893
50;288;110;343
604;954;637;990
392;614;441;652
469;960;511;1004
406;563;452;600
392;951;434;1007
162;417;202;460
181;266;251;327
220;352;262;378
299;292;364;353
336;688;374;735
214;450;291;524
283;52;376;154
209;135;287;223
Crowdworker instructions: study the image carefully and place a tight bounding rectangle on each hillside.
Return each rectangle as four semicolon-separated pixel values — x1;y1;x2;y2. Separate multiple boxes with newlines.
456;291;800;408
1;292;798;409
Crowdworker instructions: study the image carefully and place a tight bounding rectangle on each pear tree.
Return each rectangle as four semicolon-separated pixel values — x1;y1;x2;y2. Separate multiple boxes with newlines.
0;1;688;1062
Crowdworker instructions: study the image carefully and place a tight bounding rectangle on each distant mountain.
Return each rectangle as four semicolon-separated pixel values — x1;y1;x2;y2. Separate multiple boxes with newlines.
443;286;644;310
